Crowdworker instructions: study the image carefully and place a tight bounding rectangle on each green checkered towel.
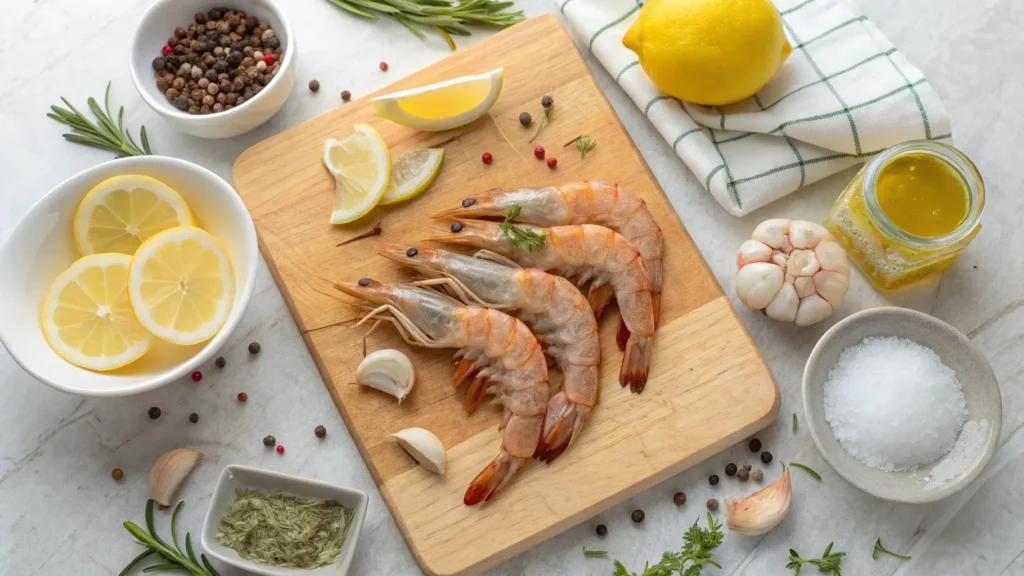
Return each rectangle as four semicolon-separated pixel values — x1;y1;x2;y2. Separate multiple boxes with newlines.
559;0;951;216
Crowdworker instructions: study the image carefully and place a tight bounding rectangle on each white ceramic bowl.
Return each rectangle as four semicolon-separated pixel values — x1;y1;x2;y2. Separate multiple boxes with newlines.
130;0;296;139
202;465;368;576
0;156;258;396
803;307;1001;503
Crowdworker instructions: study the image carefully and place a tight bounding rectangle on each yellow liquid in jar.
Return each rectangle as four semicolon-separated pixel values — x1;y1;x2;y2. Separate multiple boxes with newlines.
875;153;969;237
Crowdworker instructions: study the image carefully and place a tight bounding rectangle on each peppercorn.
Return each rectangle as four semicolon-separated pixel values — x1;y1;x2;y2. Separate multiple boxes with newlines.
341;90;351;102
276;445;285;454
450;222;464;233
314;425;327;438
189;413;199;423
596;524;607;536
162;44;174;56
172;77;186;90
541;95;553;108
706;498;719;511
207;8;224;20
263;435;276;446
631;509;644;523
533;146;545;159
709;474;719;486
761;451;773;464
736;467;749;481
673;492;686;506
148;407;161;419
309;79;320;92
112;468;124;481
153;56;167;71
358;278;372;286
215;356;226;368
213;103;224;113
725;463;737;477
752;469;763;482
248;342;261;354
379;61;389;71
482;152;493;165
519;112;532;127
547;157;557;169
406;248;418;257
263;54;275;66
748;438;762;452
156;76;170;92
237;392;248;402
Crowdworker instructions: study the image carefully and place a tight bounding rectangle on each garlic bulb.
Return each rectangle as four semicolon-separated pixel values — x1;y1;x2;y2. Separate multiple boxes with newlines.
725;466;791;535
357;349;415;403
391;427;446;474
149;448;203;506
736;219;850;326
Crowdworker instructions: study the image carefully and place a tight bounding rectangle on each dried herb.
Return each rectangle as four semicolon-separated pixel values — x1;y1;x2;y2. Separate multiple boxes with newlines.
612;513;723;576
584;548;608;558
529;103;554;144
337;220;383;246
120;500;218;576
48;82;153;158
215;489;354;569
787;542;845;575
564;135;597;159
872;538;911;561
789;462;821;481
500;205;545;251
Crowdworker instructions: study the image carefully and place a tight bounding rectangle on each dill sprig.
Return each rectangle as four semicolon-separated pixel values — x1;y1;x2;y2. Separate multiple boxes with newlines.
120;500;218;576
564;135;597;159
47;82;153;158
787;542;845;575
501;205;546;251
612;513;723;576
872;538;911;561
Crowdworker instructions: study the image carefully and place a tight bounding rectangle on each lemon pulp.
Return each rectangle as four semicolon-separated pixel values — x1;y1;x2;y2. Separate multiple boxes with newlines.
396;81;492;119
876;153;969;238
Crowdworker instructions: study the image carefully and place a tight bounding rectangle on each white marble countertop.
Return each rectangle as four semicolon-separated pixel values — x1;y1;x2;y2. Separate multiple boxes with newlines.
3;0;1023;574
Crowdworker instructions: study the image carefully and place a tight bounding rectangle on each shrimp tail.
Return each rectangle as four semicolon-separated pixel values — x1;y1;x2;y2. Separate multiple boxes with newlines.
453;358;478;388
586;283;616;320
464;451;525;505
621;333;652;393
535;391;591;463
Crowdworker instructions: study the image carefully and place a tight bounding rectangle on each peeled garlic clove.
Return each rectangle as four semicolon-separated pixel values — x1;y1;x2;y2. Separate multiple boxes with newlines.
752;218;790;249
149;448;203;506
737;240;772;267
725;466;791;535
357;349;415;403
391;427;446;474
765;283;798;322
735;262;783;309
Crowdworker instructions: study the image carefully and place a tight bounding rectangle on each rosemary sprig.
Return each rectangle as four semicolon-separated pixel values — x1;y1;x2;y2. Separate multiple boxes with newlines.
47;82;153;158
583;547;608;558
787;542;845;575
872;538;911;561
789;462;821;481
500;205;546;251
323;0;524;48
529;104;554;143
793;412;798;432
120;500;218;576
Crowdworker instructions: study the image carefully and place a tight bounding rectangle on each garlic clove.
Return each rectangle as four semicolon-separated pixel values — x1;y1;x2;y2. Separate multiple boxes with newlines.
391;427;446;474
752;218;790;249
737;240;772;266
735;262;783;309
725;465;791;535
149;448;203;507
796;295;833;327
815;238;849;275
765;283;798;322
357;349;415;403
814;270;850;309
788;220;829;249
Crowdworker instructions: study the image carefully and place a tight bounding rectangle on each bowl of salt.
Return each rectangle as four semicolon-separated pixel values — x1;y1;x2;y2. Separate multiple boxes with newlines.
803;306;1001;503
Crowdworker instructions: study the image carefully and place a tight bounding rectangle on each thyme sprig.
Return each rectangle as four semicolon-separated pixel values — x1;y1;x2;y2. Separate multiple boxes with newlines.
501;205;546;251
564;135;597;159
324;0;524;48
48;82;153;158
612;513;723;576
787;542;845;575
872;538;911;561
120;500;218;576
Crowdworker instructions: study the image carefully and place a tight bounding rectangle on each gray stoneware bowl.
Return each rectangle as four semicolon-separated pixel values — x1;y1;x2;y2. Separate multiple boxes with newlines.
802;307;1001;503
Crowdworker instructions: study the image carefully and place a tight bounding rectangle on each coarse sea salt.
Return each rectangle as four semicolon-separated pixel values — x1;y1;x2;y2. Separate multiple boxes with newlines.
823;336;967;472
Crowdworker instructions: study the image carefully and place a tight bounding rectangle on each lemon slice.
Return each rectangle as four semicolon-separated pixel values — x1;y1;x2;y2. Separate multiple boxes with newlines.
41;253;153;371
371;68;504;132
380;148;445;205
73;175;194;256
128;226;235;345
323;124;392;224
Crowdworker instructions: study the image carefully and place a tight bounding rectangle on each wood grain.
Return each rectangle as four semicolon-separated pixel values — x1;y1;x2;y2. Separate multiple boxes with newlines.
233;14;778;576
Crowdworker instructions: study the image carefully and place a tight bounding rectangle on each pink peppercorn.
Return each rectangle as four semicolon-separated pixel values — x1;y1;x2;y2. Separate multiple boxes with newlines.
481;152;493;164
191;370;202;382
262;54;274;65
547;157;558;168
276;445;285;454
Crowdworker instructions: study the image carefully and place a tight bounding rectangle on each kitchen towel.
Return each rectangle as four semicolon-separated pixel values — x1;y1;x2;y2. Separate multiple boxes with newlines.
559;0;951;216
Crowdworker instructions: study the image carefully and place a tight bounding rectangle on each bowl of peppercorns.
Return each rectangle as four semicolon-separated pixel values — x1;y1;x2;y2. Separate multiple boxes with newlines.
130;0;296;139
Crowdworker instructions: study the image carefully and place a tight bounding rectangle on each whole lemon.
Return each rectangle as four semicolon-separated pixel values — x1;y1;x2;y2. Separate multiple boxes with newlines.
623;0;792;106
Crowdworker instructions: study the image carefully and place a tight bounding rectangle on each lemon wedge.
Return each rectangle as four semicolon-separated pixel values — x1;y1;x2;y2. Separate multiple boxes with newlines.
73;175;194;256
381;148;445;205
128;226;235;345
323;124;392;224
41;253;153;371
371;68;503;132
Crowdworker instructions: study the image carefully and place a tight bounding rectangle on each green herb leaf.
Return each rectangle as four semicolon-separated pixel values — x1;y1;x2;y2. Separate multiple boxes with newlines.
612;513;723;575
575;135;597;159
872;538;911;561
529;104;554;143
47;82;154;158
787;542;845;575
789;462;822;481
324;0;523;48
583;547;608;557
793;412;798;432
500;205;546;251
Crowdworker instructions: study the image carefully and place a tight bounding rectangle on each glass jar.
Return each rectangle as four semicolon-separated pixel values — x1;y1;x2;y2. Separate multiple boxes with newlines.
824;140;984;291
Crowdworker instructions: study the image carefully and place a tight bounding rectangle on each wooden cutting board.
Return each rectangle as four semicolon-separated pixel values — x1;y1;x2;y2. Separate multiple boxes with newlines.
233;14;778;576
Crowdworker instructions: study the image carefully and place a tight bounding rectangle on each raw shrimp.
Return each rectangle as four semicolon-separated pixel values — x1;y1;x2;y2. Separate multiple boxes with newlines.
435;181;664;324
334;279;549;505
375;244;600;462
428;221;655;393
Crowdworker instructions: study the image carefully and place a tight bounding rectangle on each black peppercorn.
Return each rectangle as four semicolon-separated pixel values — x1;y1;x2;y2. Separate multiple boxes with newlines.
314;425;327;438
227;52;243;67
195;12;208;24
706;498;719;511
450;222;464;233
519;112;532;127
631;509;644;523
148;407;161;419
207;8;225;21
309;79;320;92
189;413;199;423
215;356;226;368
248;342;261;354
748;438;762;452
725;463;737;477
462;198;475;207
760;451;773;464
263;435;276;446
358;277;372;287
406;247;418;257
596;524;607;536
709;474;719;486
673;492;686;506
541;95;553;108
173;95;189;111
152;56;167;71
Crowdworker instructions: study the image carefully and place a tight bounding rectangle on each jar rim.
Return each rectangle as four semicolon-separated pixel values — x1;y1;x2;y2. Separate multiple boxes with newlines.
862;140;984;249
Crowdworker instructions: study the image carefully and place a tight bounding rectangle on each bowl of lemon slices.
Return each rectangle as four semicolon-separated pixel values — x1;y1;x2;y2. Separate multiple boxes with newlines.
0;156;258;396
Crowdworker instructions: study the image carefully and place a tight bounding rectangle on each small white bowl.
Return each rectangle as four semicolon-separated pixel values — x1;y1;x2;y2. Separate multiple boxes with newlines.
201;465;368;576
803;307;1001;503
0;156;258;396
130;0;296;139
